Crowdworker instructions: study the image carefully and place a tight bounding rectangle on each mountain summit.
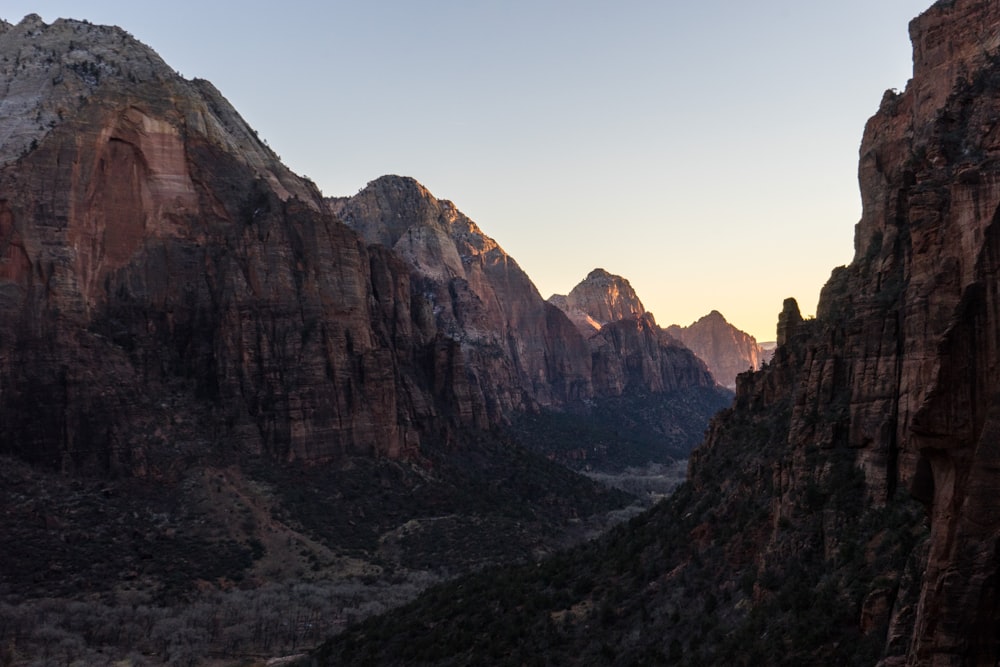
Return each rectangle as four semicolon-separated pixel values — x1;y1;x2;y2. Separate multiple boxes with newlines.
666;310;764;388
549;268;646;334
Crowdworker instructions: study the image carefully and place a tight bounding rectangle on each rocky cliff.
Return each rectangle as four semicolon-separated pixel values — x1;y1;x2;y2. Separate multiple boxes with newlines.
0;15;445;471
317;1;1000;664
666;310;764;389
0;14;721;478
327;175;594;419
0;16;714;661
549;269;724;394
330;182;719;406
548;268;646;335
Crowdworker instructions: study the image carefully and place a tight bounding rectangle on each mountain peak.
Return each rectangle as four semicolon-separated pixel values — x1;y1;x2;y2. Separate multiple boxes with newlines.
549;268;647;332
700;309;727;323
665;311;762;389
16;14;44;29
585;267;614;281
365;174;432;198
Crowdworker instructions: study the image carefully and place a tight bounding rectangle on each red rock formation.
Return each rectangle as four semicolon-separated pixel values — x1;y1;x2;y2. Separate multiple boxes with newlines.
0;17;444;471
330;180;717;405
548;268;646;335
307;2;1000;664
547;268;719;395
328;175;594;415
666;310;764;389
0;16;719;477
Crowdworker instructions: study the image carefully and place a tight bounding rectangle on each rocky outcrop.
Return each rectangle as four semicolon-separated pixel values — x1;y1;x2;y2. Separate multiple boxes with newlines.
664;0;1000;659
547;268;720;396
690;0;1000;661
549;269;726;395
548;268;646;335
589;313;715;396
665;310;765;389
327;175;594;416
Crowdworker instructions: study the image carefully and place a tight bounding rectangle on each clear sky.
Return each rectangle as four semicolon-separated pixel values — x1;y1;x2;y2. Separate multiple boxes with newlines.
4;1;932;341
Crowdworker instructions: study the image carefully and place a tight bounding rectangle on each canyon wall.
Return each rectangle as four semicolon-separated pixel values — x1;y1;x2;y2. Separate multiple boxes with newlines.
695;0;1000;660
0;15;717;477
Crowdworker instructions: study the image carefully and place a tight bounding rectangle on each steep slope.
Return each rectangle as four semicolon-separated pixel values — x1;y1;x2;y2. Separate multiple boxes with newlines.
0;15;641;663
666;310;764;389
547;267;719;396
313;1;1000;664
514;268;733;470
0;16;715;475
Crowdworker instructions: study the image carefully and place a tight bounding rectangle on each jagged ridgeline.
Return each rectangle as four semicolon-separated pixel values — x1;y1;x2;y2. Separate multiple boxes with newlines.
310;0;1000;665
0;12;733;665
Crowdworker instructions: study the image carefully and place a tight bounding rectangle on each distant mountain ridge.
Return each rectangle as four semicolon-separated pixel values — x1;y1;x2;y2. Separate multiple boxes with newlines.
666;310;765;389
548;268;647;334
549;269;762;390
316;1;1000;663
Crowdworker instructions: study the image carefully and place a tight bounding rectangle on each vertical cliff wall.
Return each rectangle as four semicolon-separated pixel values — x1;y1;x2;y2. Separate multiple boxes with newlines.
0;17;487;471
705;0;1000;660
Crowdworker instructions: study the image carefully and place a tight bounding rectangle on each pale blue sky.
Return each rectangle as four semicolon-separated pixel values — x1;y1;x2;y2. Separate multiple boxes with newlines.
4;1;932;340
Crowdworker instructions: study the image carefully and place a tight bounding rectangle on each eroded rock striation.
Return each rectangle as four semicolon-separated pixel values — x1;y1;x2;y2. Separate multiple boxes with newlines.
0;16;454;472
327;175;594;418
666;310;764;389
689;0;1000;660
550;269;734;393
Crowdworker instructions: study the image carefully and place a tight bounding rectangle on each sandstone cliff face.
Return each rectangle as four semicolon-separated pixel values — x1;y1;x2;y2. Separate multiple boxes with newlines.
548;268;646;335
331;183;718;405
327;176;593;417
0;15;719;477
0;16;449;471
547;267;718;395
665;310;764;389
549;269;715;396
311;2;1000;664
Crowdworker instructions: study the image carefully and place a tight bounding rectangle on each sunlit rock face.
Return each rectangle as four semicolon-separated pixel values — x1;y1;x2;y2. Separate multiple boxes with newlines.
665;310;764;389
328;175;594;415
331;180;718;403
546;268;717;395
549;268;646;336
